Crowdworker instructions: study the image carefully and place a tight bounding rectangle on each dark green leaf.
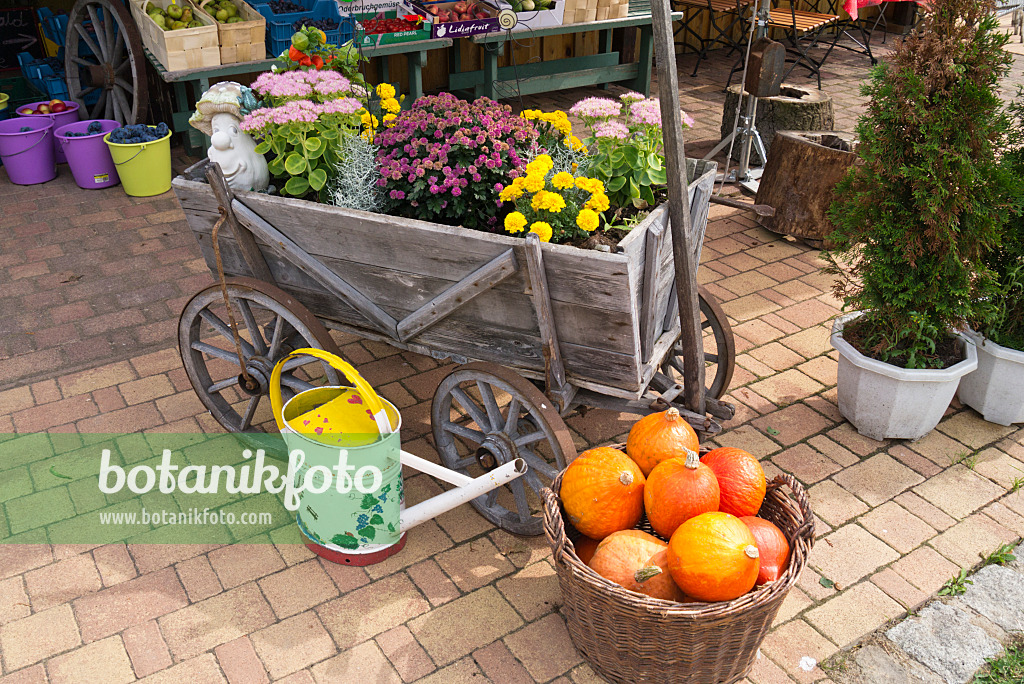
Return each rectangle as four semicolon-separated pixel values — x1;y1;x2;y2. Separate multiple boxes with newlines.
369;514;384;525
607;176;627;192
308;167;328;191
358;525;376;541
283;176;309;196
330;533;360;549
254;140;271;155
284;153;307;176
361;494;377;510
648;167;667;185
819;576;835;588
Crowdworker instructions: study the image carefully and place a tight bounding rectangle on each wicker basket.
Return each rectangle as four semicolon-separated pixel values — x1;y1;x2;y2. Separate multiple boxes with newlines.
542;467;815;684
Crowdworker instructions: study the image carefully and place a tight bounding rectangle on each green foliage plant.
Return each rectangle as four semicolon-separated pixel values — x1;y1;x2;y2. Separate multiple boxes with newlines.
938;568;973;596
825;0;1015;369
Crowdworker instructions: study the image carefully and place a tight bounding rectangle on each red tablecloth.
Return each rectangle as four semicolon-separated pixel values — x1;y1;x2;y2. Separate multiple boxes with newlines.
842;0;925;21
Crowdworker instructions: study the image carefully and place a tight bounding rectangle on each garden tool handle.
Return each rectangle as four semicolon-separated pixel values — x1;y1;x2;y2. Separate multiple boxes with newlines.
270;347;388;433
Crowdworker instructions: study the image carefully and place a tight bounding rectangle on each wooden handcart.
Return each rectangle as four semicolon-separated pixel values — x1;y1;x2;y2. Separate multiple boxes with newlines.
172;157;736;536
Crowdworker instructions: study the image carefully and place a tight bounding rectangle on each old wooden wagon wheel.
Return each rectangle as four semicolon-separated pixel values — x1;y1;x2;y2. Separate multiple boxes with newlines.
431;363;578;536
662;285;736;399
179;278;343;432
65;0;148;124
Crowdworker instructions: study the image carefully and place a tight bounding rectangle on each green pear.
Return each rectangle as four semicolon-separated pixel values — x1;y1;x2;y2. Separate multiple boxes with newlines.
224;4;237;16
166;3;183;19
151;12;167;27
215;8;228;21
226;15;242;22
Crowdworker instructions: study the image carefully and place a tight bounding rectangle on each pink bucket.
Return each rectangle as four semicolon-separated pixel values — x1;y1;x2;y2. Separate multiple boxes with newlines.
55;120;121;189
0;118;56;185
17;101;81;164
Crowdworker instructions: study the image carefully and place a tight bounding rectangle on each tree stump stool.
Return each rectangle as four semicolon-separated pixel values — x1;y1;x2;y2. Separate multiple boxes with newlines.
754;130;858;248
719;84;834;164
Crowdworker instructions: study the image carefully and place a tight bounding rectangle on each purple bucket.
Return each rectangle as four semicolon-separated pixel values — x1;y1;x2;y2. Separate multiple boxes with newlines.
0;117;56;185
56;120;122;189
17;101;81;164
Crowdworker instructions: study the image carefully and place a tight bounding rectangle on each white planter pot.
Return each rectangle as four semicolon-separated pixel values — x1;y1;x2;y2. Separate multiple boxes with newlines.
830;312;978;441
957;329;1024;426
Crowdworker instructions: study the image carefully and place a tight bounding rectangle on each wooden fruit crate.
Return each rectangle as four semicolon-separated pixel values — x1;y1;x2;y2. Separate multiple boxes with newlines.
196;0;267;63
130;0;221;71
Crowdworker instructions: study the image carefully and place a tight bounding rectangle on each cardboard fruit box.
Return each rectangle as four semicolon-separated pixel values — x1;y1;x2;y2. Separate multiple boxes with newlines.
130;0;221;71
495;0;563;31
412;0;500;38
354;5;432;47
195;0;267;63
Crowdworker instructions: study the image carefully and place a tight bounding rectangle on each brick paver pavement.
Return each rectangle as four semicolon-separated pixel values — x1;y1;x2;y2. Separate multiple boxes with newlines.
1;29;1024;684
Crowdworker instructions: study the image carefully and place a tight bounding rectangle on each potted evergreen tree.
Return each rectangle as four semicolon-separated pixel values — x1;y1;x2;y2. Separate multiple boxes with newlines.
825;0;1013;441
958;101;1024;426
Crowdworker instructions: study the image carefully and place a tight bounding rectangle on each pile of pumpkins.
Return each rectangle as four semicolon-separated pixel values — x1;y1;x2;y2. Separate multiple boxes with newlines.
561;408;790;603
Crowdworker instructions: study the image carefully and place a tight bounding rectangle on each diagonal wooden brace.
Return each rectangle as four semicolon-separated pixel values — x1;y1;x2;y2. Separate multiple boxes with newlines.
523;233;574;413
205;162;275;286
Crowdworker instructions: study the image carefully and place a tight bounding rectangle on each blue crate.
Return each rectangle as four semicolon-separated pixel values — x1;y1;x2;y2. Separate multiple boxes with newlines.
37;8;70;47
255;0;349;45
266;13;354;56
18;53;61;96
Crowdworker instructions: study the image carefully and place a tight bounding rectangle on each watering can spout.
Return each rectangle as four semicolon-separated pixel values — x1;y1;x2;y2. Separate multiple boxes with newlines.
398;455;528;533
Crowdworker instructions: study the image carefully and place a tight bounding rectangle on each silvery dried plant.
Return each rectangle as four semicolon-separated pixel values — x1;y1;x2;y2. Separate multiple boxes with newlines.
328;131;383;214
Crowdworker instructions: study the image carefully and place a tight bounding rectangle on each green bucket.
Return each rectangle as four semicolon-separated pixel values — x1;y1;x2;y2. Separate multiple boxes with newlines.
104;127;172;196
271;349;404;553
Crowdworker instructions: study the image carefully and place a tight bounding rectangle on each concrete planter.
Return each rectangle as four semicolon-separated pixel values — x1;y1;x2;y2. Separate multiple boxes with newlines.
957;329;1024;426
830;312;978;441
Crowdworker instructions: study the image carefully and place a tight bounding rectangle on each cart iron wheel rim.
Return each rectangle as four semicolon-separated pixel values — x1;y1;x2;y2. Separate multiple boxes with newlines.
662;285;736;400
179;277;344;433
65;0;148;124
432;362;578;536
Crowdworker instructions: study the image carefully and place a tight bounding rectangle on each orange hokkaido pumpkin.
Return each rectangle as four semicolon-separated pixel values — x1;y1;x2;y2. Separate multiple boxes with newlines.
626;407;701;476
561;447;645;539
741;516;790;585
667;512;760;602
700;447;766;517
573;535;601;565
588;530;685;601
643;451;720;539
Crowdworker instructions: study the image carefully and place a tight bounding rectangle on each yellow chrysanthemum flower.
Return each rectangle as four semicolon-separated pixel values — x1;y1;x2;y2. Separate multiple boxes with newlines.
505;212;528;234
529;221;553;242
531;190;566;213
525;155;554;175
564;135;585;151
376;83;397;100
499;184;524;202
381;97;401;114
523;173;545;193
585;192;610;212
551;172;575;190
576;208;599;232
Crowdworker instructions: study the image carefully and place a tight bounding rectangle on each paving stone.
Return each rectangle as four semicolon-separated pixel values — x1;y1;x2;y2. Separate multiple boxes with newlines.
411;658;482;684
250;611;336;679
408;586;523;666
436;536;516;592
970;447;1024;490
375;625;435;682
215;637;269;684
0;604;82;670
956;564;1024;633
825;424;885;457
92;544;137;587
749;370;825;407
807;436;859;468
912;465;1006;519
849;645;943;684
891;546;962;596
807;480;869;527
158;583;277;660
753;404;832;446
45;635;134;684
73;567;188;642
311;640;402;684
24;553;102;611
871;568;929;611
894;492;957;532
858;502;937;554
773;587;813;626
759;619;837;683
137;653;227;684
473;641;535;684
0;665;49;684
832;454;924;507
496;560;562;622
363;520;453;580
0;577;30;626
208;544;286;590
886;602;1002;684
936;411;1015;450
406;559;460;606
888;445;942;478
122;620;172;678
810;524;900;588
712;424;783;457
929;514;1018;568
317;572;429;650
983;501;1024;537
772;444;842;485
907;431;971;467
258;559;339;619
504;613;582;682
805;582;905;647
176;554;223;602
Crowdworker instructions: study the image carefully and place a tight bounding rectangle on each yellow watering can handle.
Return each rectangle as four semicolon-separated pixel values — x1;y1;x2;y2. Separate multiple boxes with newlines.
270;348;386;433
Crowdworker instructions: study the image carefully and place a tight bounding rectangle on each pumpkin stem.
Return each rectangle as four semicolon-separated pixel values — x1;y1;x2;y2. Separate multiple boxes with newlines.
634;566;663;583
745;545;759;559
664;407;680;421
684;449;700;470
619;470;635;486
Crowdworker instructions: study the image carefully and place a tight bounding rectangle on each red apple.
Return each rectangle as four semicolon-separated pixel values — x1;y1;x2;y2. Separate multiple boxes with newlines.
452;1;468;13
36;104;51;114
426;4;438;13
475;10;488;17
50;102;67;113
18;108;34;116
48;99;64;107
459;12;471;19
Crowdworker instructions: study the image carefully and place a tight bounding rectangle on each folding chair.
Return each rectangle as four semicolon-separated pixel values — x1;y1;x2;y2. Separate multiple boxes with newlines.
726;0;841;90
674;0;754;76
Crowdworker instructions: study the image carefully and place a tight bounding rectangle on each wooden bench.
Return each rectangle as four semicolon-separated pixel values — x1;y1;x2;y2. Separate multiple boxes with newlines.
147;38;453;155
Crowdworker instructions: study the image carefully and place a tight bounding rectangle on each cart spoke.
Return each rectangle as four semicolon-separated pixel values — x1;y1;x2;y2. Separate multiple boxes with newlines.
702;318;713;329
509;478;532;522
90;90;107;119
234;299;268;355
80;11;107;61
451;455;479;470
115;76;134;93
280;374;315;392
705;353;719;363
502;397;521;435
482;489;499;508
240;396;261;430
522;468;546;496
115;55;133;76
517;449;558;480
111;95;122;127
71;55;100;68
450;386;490;431
104;92;113;120
268;315;286;358
192;341;241;365
207;377;239;394
476;381;503;431
77;85;99;97
441;421;485;445
199;309;256;357
112;85;132;123
514;430;546;448
103;9;117;58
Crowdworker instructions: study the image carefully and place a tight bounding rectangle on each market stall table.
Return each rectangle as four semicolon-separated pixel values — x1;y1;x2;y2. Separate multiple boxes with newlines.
147;38;454;155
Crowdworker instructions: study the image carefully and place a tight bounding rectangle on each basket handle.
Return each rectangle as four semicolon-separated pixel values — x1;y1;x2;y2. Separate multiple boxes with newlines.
541;478;569;563
269;347;390;435
766;472;815;545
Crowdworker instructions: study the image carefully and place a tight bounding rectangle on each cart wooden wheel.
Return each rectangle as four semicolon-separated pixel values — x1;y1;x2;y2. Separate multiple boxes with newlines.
661;285;736;400
431;363;578;536
179;277;344;433
65;0;148;124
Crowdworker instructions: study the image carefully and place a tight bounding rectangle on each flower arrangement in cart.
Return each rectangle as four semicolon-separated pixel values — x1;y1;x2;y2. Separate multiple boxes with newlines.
230;32;693;246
